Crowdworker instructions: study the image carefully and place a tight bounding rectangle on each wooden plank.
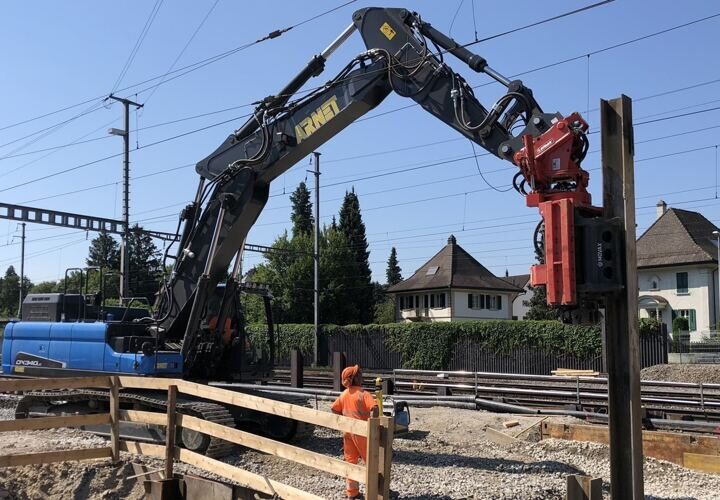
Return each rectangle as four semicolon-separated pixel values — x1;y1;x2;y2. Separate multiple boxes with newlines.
178;413;365;483
0;413;110;432
365;417;381;500
485;427;520;446
567;475;602;500
109;376;119;463
176;447;323;500
165;385;178;480
117;376;174;391
378;416;394;500
543;423;720;466
0;375;111;392
119;409;167;426
178;380;367;437
684;453;720;474
120;440;166;459
0;447;112;468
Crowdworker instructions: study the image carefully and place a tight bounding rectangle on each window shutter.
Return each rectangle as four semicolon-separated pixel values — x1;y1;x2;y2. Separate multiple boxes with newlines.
468;294;473;309
689;309;697;331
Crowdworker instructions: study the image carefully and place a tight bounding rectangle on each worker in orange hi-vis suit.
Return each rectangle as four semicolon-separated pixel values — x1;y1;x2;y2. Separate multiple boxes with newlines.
331;365;378;499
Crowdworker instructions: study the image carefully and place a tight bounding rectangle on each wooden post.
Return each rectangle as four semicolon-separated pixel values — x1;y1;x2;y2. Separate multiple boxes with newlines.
381;379;394;396
567;475;602;500
365;417;381;500
378;416;394;500
109;376;120;463
332;352;347;391
600;95;644;499
291;350;304;388
165;385;178;480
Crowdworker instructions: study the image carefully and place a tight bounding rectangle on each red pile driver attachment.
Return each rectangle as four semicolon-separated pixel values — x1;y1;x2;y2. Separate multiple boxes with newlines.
513;113;620;306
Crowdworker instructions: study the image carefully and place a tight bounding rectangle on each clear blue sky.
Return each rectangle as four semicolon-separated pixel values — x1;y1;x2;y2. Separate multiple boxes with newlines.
0;0;719;286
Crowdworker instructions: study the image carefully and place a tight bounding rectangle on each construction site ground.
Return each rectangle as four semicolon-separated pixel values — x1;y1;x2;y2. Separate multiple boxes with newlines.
1;395;719;499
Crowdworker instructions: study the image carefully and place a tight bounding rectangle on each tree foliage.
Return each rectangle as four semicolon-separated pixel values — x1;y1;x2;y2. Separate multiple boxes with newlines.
338;189;373;323
386;247;402;286
289;182;314;237
87;232;120;270
0;266;32;317
523;285;559;321
127;225;162;303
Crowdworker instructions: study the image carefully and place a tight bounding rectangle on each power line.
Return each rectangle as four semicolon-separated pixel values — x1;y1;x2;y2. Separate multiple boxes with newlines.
0;0;696;169
111;0;165;93
0;1;359;135
142;0;221;105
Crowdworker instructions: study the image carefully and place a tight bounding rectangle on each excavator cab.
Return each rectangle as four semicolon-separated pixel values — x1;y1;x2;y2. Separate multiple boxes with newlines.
197;280;276;382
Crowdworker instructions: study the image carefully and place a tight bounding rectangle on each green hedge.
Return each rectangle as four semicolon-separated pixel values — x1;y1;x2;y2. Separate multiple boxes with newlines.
246;320;602;370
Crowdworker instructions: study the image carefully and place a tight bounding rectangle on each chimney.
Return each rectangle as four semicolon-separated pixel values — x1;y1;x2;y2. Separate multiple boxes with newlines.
656;200;667;220
447;234;456;245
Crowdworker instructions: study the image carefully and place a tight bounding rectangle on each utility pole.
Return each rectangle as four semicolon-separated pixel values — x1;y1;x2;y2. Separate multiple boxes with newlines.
309;152;321;366
17;223;25;318
601;95;644;499
107;94;143;301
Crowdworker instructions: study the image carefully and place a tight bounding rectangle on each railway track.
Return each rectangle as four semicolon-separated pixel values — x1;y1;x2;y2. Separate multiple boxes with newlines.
268;368;720;422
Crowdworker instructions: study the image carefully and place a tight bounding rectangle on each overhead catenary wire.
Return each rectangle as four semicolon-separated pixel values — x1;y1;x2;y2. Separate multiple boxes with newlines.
1;0;705;171
141;0;221;105
110;0;165;93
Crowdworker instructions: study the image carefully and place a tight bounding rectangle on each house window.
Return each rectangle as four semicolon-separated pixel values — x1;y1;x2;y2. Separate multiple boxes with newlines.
649;275;660;291
424;294;429;309
430;293;446;308
677;309;697;331
676;272;689;294
468;294;502;310
414;295;419;308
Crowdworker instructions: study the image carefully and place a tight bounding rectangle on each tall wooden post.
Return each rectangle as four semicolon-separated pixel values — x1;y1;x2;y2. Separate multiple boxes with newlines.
333;352;347;391
365;417;381;500
109;376;120;463
164;385;178;480
600;95;644;498
290;350;304;388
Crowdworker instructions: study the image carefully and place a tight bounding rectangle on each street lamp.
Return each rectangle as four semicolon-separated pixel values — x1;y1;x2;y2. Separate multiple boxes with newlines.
714;230;720;331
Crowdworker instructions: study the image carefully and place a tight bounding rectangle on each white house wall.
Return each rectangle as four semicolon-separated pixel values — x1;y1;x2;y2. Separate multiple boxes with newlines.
393;289;513;322
511;285;532;320
638;264;715;335
451;289;513;321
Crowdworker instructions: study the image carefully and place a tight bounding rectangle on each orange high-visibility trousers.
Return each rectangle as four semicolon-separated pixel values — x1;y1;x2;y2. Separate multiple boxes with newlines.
343;432;367;497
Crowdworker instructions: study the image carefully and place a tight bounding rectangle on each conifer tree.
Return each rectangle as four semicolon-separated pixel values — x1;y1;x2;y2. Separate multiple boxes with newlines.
338;188;373;323
126;225;162;303
87;232;120;270
289;182;313;237
386;247;402;286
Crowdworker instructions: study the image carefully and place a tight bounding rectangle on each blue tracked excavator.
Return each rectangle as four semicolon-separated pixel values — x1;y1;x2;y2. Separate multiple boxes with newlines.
2;7;620;455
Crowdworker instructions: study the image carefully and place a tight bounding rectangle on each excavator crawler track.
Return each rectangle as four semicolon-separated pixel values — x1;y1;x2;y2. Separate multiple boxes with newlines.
15;389;236;458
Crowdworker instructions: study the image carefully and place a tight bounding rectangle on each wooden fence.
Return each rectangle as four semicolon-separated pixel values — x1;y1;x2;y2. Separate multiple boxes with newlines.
0;376;394;500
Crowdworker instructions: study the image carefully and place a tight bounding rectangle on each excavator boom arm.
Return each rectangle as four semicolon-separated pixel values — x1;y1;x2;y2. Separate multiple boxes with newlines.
154;7;612;375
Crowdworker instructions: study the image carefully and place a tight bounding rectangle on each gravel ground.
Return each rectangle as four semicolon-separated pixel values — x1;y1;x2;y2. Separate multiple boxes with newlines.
642;364;720;384
1;396;720;499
